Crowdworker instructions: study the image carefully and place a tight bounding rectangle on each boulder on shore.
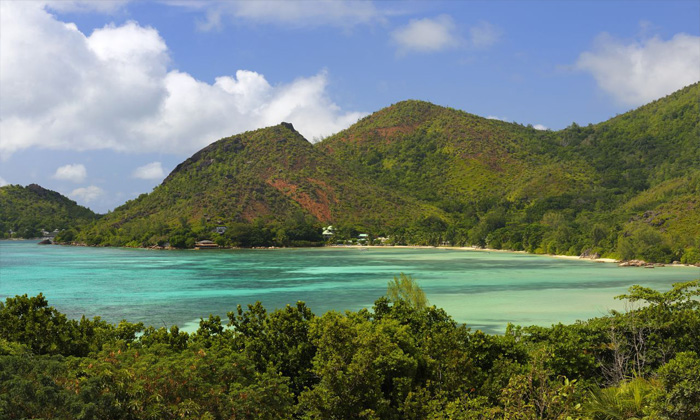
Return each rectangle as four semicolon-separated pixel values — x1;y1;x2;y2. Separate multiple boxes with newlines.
579;249;601;259
618;259;655;268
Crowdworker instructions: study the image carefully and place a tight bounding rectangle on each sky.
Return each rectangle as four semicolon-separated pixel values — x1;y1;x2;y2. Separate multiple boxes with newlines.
1;0;699;213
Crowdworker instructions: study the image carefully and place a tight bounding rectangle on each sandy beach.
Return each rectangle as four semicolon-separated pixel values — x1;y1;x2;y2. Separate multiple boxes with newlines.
329;243;621;264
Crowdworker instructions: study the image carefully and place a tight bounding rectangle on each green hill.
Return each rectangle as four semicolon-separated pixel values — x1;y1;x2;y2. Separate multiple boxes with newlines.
561;83;699;193
318;83;700;262
318;99;598;210
45;83;700;262
78;123;440;248
0;184;99;239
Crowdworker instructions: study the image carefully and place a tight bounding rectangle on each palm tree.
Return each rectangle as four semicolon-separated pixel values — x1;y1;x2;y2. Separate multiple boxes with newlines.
584;377;661;420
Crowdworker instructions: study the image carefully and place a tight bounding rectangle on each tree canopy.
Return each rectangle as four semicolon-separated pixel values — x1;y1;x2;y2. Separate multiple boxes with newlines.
1;278;699;419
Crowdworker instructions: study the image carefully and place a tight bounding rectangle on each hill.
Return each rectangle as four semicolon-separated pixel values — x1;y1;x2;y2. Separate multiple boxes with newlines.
78;123;441;247
318;83;700;262
318;99;601;211
49;83;700;262
0;184;99;239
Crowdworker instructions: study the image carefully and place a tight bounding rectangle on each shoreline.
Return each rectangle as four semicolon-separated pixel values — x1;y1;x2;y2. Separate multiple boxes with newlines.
329;245;700;268
5;239;697;268
329;244;621;264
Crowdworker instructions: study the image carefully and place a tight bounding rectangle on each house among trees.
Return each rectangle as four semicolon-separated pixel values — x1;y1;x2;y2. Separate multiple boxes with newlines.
41;229;60;239
322;226;335;239
358;233;369;244
214;226;227;235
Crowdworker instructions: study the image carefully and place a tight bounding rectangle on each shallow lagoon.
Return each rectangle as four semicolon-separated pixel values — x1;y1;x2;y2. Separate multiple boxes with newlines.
1;241;698;333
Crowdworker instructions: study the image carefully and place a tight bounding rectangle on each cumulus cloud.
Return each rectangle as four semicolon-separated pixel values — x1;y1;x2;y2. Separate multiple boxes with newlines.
0;176;8;187
0;2;366;159
533;124;548;131
132;162;166;180
486;115;508;121
576;32;700;106
53;164;87;183
469;21;501;49
70;185;104;203
391;15;460;54
391;17;502;55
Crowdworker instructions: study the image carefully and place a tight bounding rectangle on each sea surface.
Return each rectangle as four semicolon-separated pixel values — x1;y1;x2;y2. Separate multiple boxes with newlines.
1;240;698;334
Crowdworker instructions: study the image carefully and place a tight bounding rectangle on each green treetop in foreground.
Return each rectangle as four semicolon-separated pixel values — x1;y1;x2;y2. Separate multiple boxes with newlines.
387;273;429;310
1;278;699;419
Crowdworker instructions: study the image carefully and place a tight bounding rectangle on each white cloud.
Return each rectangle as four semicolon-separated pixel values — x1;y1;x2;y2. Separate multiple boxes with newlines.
0;2;366;159
392;15;460;54
469;21;501;49
132;162;166;180
45;0;130;14
0;176;8;187
53;164;87;183
487;116;547;130
166;0;385;31
391;17;502;55
576;32;700;106
70;185;104;203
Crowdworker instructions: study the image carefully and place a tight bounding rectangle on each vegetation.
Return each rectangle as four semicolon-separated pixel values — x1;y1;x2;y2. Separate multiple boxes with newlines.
4;84;698;263
387;273;428;309
1;279;699;419
72;123;438;249
0;184;99;239
319;83;700;263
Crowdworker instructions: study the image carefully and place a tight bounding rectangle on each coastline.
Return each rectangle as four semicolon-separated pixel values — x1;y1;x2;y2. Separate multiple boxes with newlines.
6;239;696;268
329;245;700;268
329;244;620;264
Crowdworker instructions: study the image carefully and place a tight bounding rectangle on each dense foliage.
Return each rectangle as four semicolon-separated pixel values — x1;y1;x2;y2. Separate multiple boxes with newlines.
0;184;99;239
319;83;700;263
72;123;439;249
5;84;698;263
1;279;699;419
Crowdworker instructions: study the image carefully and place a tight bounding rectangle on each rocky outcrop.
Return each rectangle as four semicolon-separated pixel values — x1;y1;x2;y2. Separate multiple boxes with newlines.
579;249;601;259
617;260;665;268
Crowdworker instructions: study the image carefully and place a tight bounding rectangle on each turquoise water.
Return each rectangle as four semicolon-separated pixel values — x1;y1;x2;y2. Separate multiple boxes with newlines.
1;240;698;333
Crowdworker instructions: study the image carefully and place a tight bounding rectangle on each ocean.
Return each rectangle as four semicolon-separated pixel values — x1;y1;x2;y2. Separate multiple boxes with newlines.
1;240;698;333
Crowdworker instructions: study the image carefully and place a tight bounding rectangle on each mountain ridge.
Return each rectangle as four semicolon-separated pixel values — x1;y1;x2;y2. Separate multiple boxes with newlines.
0;184;99;239
73;122;441;247
2;83;698;263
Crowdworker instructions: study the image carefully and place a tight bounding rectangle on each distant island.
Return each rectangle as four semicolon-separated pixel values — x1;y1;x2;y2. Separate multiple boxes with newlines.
2;83;698;264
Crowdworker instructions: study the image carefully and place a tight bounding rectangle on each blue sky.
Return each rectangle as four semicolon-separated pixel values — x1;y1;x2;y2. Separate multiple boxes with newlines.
1;0;698;212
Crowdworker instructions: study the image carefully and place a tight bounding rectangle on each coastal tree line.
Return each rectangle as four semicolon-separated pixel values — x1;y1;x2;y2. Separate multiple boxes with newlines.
1;278;699;419
54;201;700;265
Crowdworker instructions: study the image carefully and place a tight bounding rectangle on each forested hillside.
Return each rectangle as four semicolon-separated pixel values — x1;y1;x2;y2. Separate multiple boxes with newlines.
0;184;99;238
9;84;697;262
320;83;700;263
75;123;440;248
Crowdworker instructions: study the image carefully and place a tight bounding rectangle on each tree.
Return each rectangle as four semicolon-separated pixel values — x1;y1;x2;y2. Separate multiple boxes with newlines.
584;377;661;420
656;352;700;420
387;273;428;310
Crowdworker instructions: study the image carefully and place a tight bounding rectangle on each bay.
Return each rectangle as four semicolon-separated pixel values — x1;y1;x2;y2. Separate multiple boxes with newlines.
1;240;698;334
